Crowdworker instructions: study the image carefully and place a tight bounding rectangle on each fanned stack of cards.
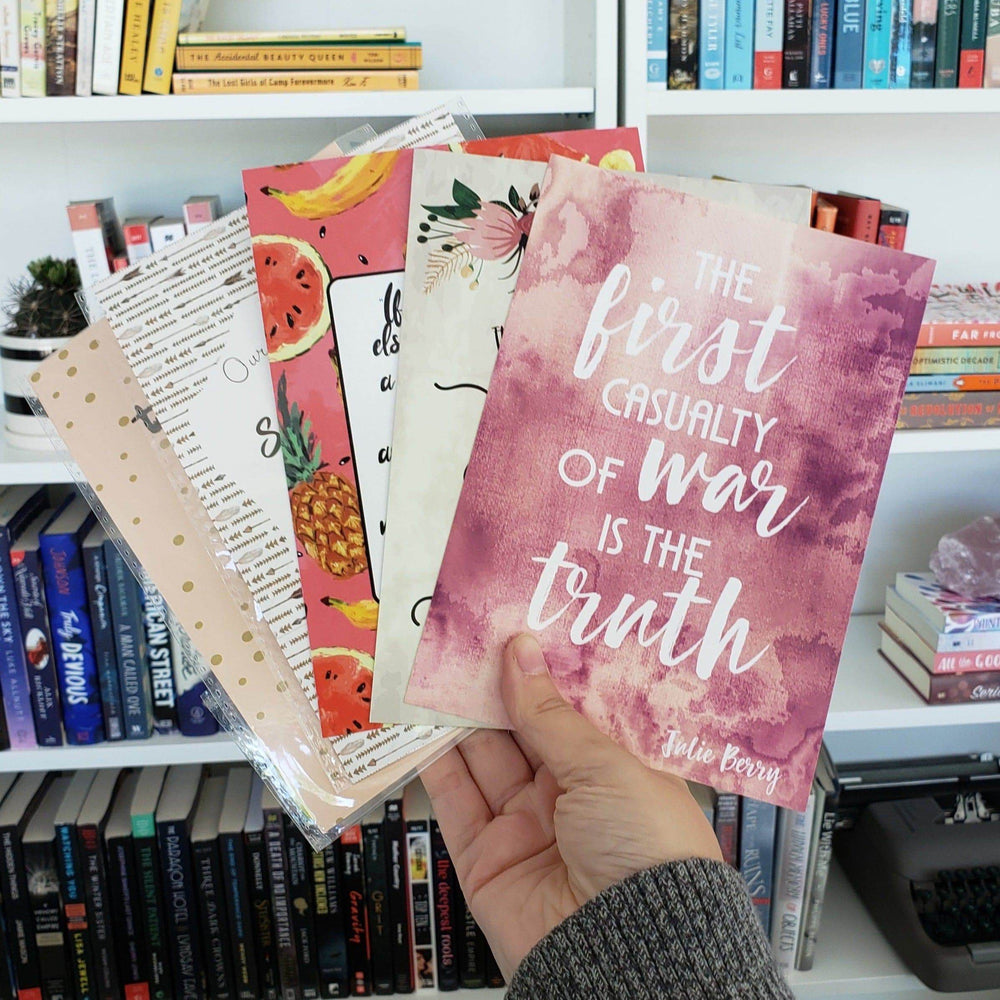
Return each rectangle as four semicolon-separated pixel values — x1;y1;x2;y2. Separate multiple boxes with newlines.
32;102;935;848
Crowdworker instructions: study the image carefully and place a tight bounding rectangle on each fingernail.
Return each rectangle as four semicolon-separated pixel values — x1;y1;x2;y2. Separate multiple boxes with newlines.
512;634;547;676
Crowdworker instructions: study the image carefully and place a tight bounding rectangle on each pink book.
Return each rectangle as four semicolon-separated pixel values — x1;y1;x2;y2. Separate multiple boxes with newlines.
404;156;934;810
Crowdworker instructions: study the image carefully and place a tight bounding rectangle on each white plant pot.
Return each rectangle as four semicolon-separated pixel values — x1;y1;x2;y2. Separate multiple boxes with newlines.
0;332;77;452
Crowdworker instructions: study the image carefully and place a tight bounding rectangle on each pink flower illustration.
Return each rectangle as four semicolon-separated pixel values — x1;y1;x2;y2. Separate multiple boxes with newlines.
459;203;534;261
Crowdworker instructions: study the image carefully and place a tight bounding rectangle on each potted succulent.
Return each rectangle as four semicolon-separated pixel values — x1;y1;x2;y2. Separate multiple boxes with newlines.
1;257;87;451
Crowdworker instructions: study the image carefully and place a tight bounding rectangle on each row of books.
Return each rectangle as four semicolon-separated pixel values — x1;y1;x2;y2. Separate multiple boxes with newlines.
645;0;1000;89
880;570;1000;704
0;766;506;1000
0;486;217;751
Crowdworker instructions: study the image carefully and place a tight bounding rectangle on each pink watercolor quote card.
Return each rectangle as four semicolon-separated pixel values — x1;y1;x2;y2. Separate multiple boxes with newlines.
405;156;935;809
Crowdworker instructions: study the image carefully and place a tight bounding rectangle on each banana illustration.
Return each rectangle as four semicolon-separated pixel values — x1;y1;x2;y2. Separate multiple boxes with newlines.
261;151;400;221
320;597;379;630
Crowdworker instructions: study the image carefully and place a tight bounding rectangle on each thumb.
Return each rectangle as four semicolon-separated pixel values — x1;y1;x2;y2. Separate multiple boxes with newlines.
501;633;623;789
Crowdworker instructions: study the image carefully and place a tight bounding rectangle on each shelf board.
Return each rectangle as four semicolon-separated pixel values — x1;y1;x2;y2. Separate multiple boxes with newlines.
646;88;1000;117
890;428;1000;455
825;614;1000;733
0;88;595;124
0;436;75;484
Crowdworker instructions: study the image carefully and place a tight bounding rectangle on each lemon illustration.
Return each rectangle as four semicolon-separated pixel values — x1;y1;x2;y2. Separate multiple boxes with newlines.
599;149;637;172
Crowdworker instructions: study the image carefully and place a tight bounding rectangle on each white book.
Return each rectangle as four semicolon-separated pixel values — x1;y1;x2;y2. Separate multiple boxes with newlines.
150;217;186;252
75;0;97;94
91;0;124;95
770;791;816;971
753;0;784;86
123;216;159;264
0;0;20;96
18;0;44;95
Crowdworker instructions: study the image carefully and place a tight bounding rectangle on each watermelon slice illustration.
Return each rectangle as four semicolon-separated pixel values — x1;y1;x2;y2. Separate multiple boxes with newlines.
252;234;331;361
314;646;375;735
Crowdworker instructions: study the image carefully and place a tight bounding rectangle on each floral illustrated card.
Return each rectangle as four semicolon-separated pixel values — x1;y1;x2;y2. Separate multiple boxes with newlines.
404;156;935;809
373;129;645;726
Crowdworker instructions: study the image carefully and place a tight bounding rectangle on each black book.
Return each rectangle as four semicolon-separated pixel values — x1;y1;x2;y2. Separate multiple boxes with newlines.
457;895;485;989
314;840;349;998
53;770;97;1000
23;776;72;1000
217;768;258;1000
155;765;204;1000
668;0;699;87
382;799;412;994
484;941;505;990
403;784;434;990
910;2;939;84
0;774;16;1000
244;776;279;1000
262;789;299;1000
430;818;459;992
782;0;813;85
0;698;9;751
103;772;150;1000
361;808;393;995
285;815;319;999
340;826;371;996
191;776;234;1000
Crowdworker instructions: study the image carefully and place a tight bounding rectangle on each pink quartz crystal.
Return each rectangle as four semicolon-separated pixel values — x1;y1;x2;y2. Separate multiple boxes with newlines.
930;516;1000;600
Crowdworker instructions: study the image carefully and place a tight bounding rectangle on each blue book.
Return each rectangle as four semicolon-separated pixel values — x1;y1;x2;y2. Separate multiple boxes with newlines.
103;540;153;740
739;797;778;935
11;508;63;747
140;579;179;735
864;0;895;84
725;0;756;84
0;485;47;748
173;623;218;738
82;525;125;741
834;0;866;83
810;0;836;83
648;0;669;87
891;0;914;82
39;494;106;745
700;0;728;85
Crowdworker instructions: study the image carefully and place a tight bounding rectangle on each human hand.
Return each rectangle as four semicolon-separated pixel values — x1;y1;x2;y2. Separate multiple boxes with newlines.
421;633;723;980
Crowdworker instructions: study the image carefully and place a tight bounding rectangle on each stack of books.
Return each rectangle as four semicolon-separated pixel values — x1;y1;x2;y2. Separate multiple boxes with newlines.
897;283;1000;429
809;190;910;245
645;0;1000;89
880;571;1000;703
171;27;422;95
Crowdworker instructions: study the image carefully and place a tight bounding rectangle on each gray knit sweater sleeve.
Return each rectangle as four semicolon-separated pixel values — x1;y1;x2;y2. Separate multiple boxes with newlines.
507;858;795;1000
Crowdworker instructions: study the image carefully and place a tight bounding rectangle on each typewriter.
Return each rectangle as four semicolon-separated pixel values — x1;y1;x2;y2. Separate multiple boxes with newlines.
835;756;1000;993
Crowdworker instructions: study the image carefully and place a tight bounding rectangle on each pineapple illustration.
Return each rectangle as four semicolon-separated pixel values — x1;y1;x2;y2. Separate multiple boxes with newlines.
276;372;368;579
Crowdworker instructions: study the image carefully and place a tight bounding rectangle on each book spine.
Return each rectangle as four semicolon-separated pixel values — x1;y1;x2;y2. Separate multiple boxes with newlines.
245;829;279;1000
0;905;14;1000
173;42;422;71
0;531;38;750
897;390;1000;427
430;820;458;992
906;372;1000;391
104;545;152;740
406;819;434;990
11;548;62;747
960;0;988;82
284;819;318;1000
891;0;914;82
484;942;504;990
139;581;177;734
915;668;1000;702
648;0;668;88
24;835;69;1000
770;807;812;972
362;821;393;995
783;0;812;85
263;807;298;1000
171;70;419;93
457;897;484;990
340;826;370;996
834;0;865;83
668;0;699;87
739;798;777;935
382;802;412;995
78;823;118;1000
987;0;1000;83
117;0;149;93
74;0;94;93
910;0;939;81
918;322;1000;346
2;821;43;1000
713;793;741;866
218;832;258;1000
81;543;124;741
40;531;105;745
90;0;123;93
935;0;962;83
754;0;783;84
172;624;217;737
44;0;76;94
700;0;726;86
192;838;233;1000
0;0;20;95
877;207;908;249
810;0;834;83
725;0;755;86
796;803;836;971
142;0;182;92
910;346;1000;372
19;0;45;94
864;0;893;85
56;822;95;1000
132;824;173;1000
105;832;149;1000
157;818;202;1000
314;842;348;999
0;702;7;752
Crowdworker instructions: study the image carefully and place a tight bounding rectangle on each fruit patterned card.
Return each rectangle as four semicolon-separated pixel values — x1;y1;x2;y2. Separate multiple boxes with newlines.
372;130;646;726
405;156;936;810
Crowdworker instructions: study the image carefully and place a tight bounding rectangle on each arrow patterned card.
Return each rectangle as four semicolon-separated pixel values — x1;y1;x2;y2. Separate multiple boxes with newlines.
404;156;935;809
